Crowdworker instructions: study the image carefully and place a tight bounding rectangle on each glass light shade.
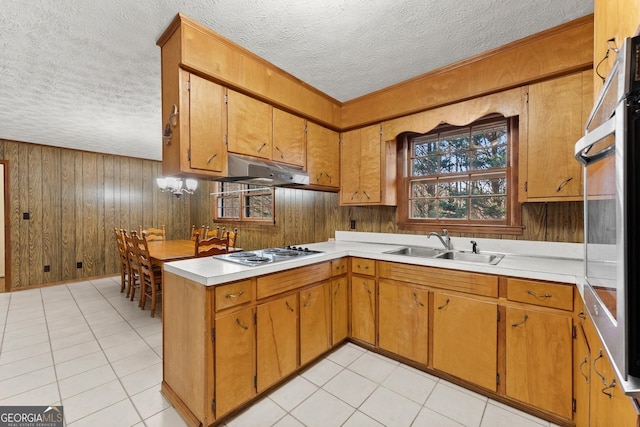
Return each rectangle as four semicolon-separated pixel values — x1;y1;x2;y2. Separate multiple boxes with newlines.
156;177;167;190
185;179;198;191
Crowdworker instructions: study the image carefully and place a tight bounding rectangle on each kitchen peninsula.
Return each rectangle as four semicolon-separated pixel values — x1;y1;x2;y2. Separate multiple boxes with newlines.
161;231;613;427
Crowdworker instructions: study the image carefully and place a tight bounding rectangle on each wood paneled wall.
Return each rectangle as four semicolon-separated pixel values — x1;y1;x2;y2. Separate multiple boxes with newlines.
0;139;582;290
0;139;191;289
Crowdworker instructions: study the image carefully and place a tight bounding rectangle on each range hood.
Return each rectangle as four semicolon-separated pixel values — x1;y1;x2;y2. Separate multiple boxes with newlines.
214;154;309;186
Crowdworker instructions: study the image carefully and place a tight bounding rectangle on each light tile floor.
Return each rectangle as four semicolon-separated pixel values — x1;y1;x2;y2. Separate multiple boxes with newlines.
0;276;561;427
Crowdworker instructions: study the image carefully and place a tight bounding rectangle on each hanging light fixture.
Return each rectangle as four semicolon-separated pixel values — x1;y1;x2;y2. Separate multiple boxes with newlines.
157;177;197;198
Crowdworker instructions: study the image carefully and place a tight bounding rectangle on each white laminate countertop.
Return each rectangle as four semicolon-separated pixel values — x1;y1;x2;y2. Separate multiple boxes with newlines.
163;231;586;290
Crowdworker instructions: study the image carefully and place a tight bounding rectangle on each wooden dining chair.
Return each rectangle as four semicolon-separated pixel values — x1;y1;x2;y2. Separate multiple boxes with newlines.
114;228;130;294
205;226;220;238
195;233;230;257
124;230;142;301
226;228;239;249
191;224;206;241
133;232;164;317
140;225;165;241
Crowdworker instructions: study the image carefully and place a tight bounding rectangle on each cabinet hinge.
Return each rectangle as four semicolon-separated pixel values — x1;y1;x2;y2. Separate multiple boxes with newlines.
254;312;257;325
224;94;228;104
304;123;308;133
496;373;500;385
572;398;576;413
254;375;257;389
225;134;228;146
572;325;577;339
525;92;529;103
186;81;191;91
524;181;528;192
497;308;501;322
211;327;215;341
187;149;191;162
211;399;216;413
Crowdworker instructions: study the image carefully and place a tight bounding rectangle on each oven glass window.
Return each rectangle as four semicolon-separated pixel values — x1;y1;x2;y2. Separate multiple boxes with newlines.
585;135;617;319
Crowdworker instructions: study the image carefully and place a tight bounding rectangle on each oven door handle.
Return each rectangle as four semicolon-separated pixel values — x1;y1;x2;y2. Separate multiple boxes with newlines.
574;115;616;165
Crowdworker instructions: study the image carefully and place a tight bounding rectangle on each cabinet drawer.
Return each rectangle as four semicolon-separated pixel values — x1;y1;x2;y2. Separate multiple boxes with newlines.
351;258;375;276
506;278;573;311
331;258;347;276
215;280;253;311
257;262;331;299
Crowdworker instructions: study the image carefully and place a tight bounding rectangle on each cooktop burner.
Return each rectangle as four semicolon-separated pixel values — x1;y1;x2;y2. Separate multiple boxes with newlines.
215;246;324;267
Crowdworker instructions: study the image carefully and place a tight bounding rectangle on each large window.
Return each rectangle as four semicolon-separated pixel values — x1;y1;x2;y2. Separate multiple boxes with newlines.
398;116;521;234
214;182;274;224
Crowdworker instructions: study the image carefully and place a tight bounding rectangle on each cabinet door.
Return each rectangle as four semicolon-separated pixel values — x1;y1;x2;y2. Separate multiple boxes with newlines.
215;307;255;416
378;280;428;365
307;122;340;189
227;89;272;159
256;294;298;392
350;276;376;345
524;72;586;200
432;293;497;391
272;108;306;167
300;282;331;365
189;74;226;173
331;277;348;345
574;323;590;427
340;124;382;204
506;307;572;418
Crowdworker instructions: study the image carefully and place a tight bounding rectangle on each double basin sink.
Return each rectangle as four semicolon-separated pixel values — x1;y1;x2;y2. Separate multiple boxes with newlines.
384;246;504;265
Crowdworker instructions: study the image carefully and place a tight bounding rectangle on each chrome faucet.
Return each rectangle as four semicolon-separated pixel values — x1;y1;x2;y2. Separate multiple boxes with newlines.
428;229;452;250
471;240;478;254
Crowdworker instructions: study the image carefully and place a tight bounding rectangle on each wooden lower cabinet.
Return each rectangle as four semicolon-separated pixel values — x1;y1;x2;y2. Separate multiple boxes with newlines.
256;294;298;393
215;307;256;417
573;319;591;427
378;280;428;365
351;276;376;345
505;307;573;419
331;276;348;345
300;282;332;365
432;292;498;391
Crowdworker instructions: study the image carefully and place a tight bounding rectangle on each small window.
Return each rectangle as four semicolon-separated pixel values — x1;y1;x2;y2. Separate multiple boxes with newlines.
213;182;274;224
398;116;521;234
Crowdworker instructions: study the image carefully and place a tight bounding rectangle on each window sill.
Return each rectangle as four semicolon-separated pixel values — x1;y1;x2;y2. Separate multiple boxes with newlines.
398;221;524;235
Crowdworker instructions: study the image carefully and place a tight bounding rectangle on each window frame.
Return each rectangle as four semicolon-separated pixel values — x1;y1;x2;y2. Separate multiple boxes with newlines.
213;182;275;225
397;115;522;235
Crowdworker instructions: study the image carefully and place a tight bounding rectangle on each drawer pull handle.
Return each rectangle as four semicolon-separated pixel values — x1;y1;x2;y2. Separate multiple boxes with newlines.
362;191;371;200
285;301;295;312
333;283;341;296
413;292;424;307
593;349;607;385
437;299;450;310
578;311;586;319
235;318;248;330
357;265;369;270
225;291;244;299
257;142;267;153
351;191;359;200
526;290;552;299
579;357;589;383
602;379;616;398
303;293;311;308
511;314;529;327
275;146;284;159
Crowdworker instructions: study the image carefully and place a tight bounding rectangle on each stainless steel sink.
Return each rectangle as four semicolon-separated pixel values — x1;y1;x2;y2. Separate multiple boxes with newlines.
384;246;445;258
434;250;504;265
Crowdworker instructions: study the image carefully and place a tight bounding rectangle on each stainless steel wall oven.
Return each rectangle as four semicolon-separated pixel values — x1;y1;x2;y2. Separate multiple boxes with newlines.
575;34;640;395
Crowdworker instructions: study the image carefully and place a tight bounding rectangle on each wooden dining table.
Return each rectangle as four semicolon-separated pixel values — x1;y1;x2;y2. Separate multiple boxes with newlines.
147;239;242;265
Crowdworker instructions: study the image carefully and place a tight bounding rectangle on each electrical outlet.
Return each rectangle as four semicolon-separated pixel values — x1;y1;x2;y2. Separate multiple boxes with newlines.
350;220;356;230
76;262;83;269
44;265;50;272
23;212;30;220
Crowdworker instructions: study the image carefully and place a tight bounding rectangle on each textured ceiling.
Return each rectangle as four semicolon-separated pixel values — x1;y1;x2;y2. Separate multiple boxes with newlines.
0;0;593;161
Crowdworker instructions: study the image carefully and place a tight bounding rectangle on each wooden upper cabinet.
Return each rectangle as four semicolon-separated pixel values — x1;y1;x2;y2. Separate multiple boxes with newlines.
307;122;340;190
340;124;396;206
188;73;227;173
520;70;592;202
227;89;273;160
272;108;306;167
